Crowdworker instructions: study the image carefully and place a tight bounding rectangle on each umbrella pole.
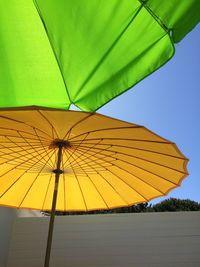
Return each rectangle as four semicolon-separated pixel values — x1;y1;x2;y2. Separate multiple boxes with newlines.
44;144;63;267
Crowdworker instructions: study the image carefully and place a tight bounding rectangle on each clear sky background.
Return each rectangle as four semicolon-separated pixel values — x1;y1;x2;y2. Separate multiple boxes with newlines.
97;24;200;204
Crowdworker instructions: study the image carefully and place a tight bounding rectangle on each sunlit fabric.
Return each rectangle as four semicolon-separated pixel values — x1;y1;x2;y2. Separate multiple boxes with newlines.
0;108;188;211
0;0;199;111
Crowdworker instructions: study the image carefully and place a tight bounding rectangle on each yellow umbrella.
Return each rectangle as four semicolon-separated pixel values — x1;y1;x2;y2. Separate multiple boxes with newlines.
0;107;188;266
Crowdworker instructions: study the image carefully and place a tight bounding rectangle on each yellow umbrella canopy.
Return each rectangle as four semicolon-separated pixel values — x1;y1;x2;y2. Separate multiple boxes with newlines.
0;107;188;211
0;107;188;267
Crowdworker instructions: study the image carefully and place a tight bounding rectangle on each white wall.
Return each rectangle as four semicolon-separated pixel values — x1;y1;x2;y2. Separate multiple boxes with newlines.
0;207;42;267
7;212;200;267
0;207;16;267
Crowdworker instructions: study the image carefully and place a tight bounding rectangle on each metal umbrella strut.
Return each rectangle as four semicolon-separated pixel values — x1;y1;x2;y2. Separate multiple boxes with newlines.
0;107;188;267
44;140;65;267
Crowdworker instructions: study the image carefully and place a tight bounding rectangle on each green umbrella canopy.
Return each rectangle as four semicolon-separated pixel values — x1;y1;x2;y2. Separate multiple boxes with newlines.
0;0;199;111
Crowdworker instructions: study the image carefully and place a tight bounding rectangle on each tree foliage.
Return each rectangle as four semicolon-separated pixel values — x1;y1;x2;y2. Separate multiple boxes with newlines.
42;198;200;216
151;198;200;212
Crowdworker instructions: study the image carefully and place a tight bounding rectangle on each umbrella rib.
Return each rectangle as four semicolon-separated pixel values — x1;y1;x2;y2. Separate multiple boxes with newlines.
0;115;29;124
42;173;53;211
37;110;59;139
70;148;162;200
67;160;115;171
64;139;107;169
98;171;133;206
108;165;167;197
66;150;128;209
33;128;55;167
99;167;152;201
75;146;180;186
0;115;52;138
0;144;47;150
64;149;86;173
1;159;46;170
0;141;47;159
16;131;53;169
18;149;55;208
0;127;50;141
63;149;87;173
0;146;52;169
70;152;128;209
0;133;48;142
63;128;72;144
0;171;30;199
64;147;113;171
72;141;187;160
115;153;187;176
63;150;88;211
68;126;142;141
64;150;110;209
62;113;95;140
74;143;187;174
71;137;170;144
0;148;53;179
63;133;89;166
67;147;116;171
0;150;54;199
0;139;49;145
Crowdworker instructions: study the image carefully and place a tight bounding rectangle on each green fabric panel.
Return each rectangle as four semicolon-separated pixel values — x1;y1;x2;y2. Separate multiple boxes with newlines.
0;0;69;109
146;0;200;43
0;1;199;111
35;0;174;111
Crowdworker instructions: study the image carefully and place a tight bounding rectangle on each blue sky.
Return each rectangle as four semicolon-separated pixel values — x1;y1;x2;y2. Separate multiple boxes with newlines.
98;24;200;204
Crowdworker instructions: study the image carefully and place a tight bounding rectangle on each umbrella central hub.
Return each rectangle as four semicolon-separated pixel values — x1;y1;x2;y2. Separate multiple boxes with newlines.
49;139;70;149
52;169;63;174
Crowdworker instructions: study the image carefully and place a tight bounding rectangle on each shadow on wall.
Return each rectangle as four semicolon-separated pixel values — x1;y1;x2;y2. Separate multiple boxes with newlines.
0;207;16;267
0;207;41;267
